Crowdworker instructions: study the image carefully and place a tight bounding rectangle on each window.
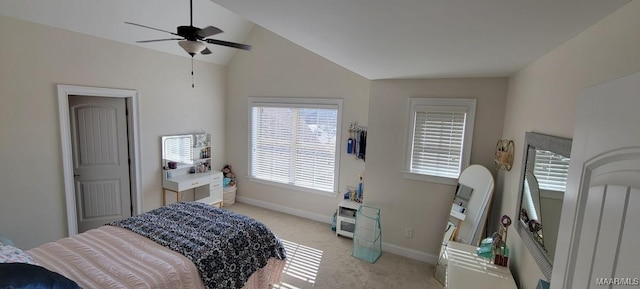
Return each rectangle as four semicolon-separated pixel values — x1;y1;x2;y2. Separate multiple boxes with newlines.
249;97;342;194
404;98;476;184
533;149;570;192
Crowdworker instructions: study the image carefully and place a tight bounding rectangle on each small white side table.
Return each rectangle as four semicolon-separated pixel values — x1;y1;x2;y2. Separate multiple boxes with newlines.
336;200;360;238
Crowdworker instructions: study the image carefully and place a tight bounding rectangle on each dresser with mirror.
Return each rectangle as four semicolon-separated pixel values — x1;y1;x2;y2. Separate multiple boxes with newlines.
161;133;223;207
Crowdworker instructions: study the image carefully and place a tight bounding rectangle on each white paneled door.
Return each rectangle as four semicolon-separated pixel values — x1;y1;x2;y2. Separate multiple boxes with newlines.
68;95;132;233
552;71;640;289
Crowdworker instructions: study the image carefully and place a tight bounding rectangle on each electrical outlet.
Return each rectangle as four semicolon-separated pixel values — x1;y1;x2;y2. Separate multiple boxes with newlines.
405;227;413;238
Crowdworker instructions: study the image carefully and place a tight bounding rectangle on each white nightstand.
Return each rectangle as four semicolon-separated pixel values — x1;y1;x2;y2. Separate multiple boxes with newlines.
336;200;360;238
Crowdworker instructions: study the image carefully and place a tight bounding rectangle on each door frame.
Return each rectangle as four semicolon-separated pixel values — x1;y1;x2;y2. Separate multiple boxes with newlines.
57;84;143;236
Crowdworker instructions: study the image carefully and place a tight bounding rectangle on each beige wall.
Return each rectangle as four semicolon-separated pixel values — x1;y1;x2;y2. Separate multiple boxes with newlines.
228;25;508;258
0;15;227;249
3;0;639;286
366;79;507;256
226;26;370;221
495;1;640;288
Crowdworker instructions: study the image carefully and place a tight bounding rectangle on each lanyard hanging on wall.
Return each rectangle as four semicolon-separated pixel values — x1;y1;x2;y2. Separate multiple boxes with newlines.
347;122;367;161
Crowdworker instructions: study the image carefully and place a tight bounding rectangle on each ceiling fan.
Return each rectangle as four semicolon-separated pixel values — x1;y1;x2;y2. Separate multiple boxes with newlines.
125;0;251;57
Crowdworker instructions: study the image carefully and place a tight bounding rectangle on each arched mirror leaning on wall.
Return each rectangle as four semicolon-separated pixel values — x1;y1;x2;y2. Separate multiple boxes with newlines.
515;132;571;281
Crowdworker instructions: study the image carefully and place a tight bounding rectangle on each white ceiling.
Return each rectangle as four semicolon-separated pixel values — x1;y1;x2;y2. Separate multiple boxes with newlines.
211;0;631;79
0;0;631;79
0;0;255;66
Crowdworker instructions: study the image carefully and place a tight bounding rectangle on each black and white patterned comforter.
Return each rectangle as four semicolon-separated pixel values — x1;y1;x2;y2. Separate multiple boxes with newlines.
109;202;287;289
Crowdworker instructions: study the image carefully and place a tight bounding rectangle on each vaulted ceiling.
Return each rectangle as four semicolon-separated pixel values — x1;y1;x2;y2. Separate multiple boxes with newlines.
0;0;632;79
0;0;254;66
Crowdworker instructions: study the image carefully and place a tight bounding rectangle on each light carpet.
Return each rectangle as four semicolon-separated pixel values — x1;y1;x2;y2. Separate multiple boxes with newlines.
225;202;445;289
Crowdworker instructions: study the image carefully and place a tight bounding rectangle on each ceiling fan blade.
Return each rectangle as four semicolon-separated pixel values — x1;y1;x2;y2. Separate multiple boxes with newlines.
124;22;179;36
136;38;183;43
201;47;212;55
197;26;223;38
205;39;252;51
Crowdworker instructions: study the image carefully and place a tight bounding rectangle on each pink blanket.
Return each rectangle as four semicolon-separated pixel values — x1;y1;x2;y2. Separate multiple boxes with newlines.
28;226;285;289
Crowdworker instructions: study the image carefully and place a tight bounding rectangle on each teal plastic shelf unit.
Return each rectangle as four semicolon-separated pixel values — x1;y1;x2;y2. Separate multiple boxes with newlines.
352;205;382;263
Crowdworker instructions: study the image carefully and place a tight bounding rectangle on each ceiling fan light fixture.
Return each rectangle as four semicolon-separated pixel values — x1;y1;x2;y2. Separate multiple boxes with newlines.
178;40;206;56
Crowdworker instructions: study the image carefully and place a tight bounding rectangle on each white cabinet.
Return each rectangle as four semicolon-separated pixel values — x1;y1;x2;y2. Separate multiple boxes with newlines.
195;171;223;205
162;170;223;207
446;242;517;289
336;200;360;238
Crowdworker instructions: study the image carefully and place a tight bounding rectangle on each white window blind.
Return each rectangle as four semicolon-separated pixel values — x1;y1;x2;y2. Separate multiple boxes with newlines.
405;99;476;183
250;98;341;193
533;149;570;191
411;111;465;178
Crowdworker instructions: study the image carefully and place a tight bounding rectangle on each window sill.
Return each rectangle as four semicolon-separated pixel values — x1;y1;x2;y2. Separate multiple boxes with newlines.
401;171;458;186
246;176;339;198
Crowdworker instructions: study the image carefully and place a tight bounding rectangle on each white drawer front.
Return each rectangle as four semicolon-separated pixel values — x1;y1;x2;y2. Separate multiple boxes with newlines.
179;174;210;191
210;187;223;201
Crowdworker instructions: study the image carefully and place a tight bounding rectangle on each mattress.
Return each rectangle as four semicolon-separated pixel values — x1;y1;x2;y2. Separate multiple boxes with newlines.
28;225;285;289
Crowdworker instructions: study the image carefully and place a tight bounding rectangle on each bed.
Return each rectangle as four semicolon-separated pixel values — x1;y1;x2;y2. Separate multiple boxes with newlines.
2;202;287;289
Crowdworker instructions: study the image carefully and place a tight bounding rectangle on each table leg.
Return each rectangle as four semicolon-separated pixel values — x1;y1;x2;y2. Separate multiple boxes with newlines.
163;189;167;206
163;188;181;205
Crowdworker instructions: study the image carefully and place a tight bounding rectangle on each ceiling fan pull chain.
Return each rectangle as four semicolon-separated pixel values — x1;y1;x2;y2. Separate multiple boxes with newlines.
191;57;195;88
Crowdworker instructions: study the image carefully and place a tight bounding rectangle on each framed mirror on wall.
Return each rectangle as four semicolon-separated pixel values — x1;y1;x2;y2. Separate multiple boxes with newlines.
515;132;571;281
161;134;194;169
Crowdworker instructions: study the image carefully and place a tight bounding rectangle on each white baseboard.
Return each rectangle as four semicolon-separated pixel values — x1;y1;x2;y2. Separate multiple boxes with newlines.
381;242;438;264
236;196;333;224
236;196;438;264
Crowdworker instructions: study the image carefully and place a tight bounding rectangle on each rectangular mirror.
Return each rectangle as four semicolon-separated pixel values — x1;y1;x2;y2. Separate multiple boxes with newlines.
515;132;571;281
161;134;194;169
